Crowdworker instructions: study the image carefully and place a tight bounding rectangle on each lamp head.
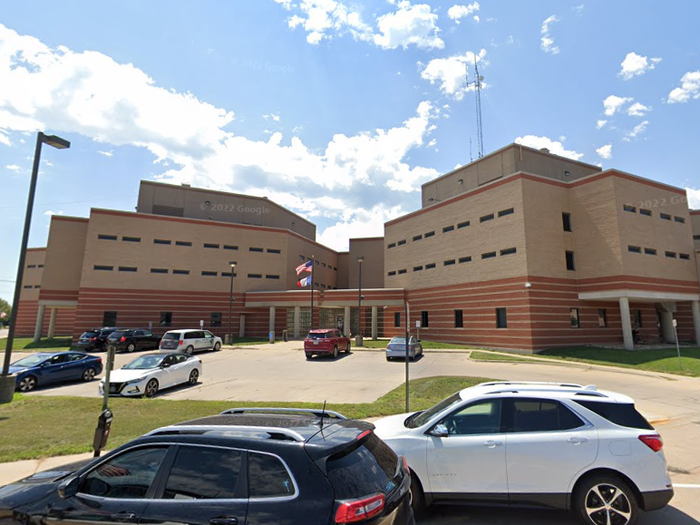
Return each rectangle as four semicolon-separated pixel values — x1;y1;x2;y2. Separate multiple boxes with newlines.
357;256;364;263
41;133;70;150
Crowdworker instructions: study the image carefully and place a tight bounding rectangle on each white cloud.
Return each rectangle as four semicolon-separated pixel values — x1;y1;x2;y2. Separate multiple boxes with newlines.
447;2;480;24
264;113;280;121
97;150;113;157
5;164;20;171
514;135;583;161
0;130;10;146
419;49;486;99
686;187;700;210
276;0;373;45
603;95;632;116
619;52;662;80
43;210;64;216
317;203;404;251
596;144;612;159
623;120;649;142
596;120;607;129
667;71;700;104
540;15;560;55
627;102;650;117
473;15;480;23
572;4;585;15
374;1;444;50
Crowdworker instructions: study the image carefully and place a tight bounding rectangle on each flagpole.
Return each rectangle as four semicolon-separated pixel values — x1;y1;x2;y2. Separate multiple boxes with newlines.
310;255;315;330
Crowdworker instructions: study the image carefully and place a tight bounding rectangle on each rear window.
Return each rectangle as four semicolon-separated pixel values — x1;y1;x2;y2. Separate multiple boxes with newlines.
326;433;401;499
574;400;653;430
162;333;180;340
307;332;332;339
109;331;130;338
81;332;99;338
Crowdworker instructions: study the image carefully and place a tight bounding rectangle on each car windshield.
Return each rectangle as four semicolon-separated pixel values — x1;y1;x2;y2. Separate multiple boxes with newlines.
161;333;179;340
123;355;165;370
307;332;331;339
12;355;49;368
81;331;99;338
406;392;463;428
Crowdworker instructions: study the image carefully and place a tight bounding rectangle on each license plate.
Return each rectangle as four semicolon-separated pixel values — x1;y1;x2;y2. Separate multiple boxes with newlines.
313;341;318;345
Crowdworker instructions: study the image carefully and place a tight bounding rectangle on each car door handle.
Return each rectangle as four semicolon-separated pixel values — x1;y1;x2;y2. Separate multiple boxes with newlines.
483;440;502;448
110;512;138;522
210;518;238;525
568;437;588;445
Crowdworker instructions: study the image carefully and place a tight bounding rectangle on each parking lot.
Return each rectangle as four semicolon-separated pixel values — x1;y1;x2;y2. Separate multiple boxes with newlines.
10;343;700;523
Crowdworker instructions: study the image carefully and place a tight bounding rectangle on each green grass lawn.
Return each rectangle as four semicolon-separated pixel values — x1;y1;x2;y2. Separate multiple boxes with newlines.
0;375;496;463
469;351;533;362
537;346;700;376
0;337;73;352
359;339;467;350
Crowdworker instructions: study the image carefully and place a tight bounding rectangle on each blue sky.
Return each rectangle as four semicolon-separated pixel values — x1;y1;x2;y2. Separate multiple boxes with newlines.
1;0;699;303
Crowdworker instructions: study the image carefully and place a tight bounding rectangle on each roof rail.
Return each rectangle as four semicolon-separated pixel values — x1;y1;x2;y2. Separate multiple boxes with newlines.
220;407;347;420
147;425;306;442
477;381;584;389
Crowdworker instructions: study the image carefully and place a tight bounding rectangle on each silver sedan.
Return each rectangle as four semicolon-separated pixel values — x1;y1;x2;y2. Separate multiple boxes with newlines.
385;336;423;361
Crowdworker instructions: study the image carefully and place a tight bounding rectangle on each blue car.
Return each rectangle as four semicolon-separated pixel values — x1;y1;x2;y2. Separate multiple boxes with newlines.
9;351;104;392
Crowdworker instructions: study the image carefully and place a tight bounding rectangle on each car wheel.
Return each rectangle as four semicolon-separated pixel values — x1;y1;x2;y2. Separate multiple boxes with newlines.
126;342;136;353
185;345;194;355
18;375;38;392
82;368;97;382
333;345;339;359
345;342;351;353
573;475;638;525
386;356;392;362
213;342;221;352
305;352;313;360
409;472;427;516
188;369;199;385
144;378;159;398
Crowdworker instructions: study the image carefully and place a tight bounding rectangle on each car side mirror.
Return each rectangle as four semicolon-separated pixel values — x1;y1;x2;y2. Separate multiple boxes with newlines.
58;476;80;499
161;362;170;368
428;424;449;438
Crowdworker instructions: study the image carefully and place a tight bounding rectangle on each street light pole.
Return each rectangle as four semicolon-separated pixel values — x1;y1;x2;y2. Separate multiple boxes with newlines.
357;256;364;346
1;132;70;403
405;301;410;413
228;262;236;344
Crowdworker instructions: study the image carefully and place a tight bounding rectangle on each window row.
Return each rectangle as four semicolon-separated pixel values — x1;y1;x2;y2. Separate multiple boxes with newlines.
26;264;45;269
92;265;282;279
98;234;283;254
297;254;338;271
387;208;515;248
23;285;41;289
622;204;686;223
387;248;517;276
627;246;691;259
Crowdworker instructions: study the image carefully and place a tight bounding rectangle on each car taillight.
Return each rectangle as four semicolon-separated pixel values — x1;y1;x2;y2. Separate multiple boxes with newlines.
335;494;385;524
401;455;409;474
639;434;663;452
178;339;183;345
120;336;126;343
357;430;371;441
91;337;97;341
97;358;103;363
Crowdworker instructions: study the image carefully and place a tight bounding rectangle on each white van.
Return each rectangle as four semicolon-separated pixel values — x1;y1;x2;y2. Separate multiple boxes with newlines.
159;329;222;354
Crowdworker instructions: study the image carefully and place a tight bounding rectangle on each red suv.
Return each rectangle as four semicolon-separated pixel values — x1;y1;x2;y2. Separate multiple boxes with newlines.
304;329;351;359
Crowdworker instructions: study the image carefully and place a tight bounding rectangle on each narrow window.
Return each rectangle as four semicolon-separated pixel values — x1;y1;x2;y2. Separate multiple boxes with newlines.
175;240;192;246
660;213;671;221
160;312;173;327
633;310;643;328
397;240;407;246
266;274;280;279
398;269;407;274
173;269;190;275
118;266;137;272
500;247;517;256
387;243;396;249
680;253;690;260
249;247;264;252
674;216;686;224
94;265;113;271
481;251;497;259
27;264;36;268
394;312;401;328
623;204;636;213
103;311;117;326
424;231;435;238
628;246;641;253
201;271;217;276
388;270;396;276
458;256;472;263
496;308;507;328
248;273;262;278
204;243;220;249
210;312;222;327
565;251;576;271
122;236;141;243
442;225;455;233
480;213;495;223
498;208;514;217
570;308;581;328
224;245;239;250
413;234;422;241
665;251;677;258
457;221;470;229
444;259;456;266
639;209;652;217
151;268;168;274
644;248;657;255
267;249;281;254
693;235;700;240
421;311;429;328
154;239;171;245
221;271;236;278
98;234;117;241
598;309;607;328
562;212;572;232
454;309;464;328
413;265;423;272
425;263;436;269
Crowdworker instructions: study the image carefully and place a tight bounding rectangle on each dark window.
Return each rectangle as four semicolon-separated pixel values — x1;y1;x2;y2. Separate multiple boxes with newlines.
623;204;636;213
565;251;576;271
175;241;192;246
103;311;117;326
122;236;141;243
38;264;44;268
204;243;220;249
173;269;190;275
459;256;472;263
397;239;406;246
562;212;572;232
639;209;652;217
444;259;456;266
211;312;222;327
81;447;168;499
443;225;455;233
496;308;507;328
163;446;242;500
221;271;236;278
633;310;643;328
480;213;495;223
455;309;464;328
481;251;497;259
500;247;517;256
674;216;686;223
498;208;514;217
665;251;677;258
694;235;700;240
441;400;502;435
387;243;396;249
224;245;239;250
267;248;281;254
509;399;584;432
249;452;295;497
23;285;32;289
425;263;436;269
266;274;280;279
118;266;137;272
201;271;217;277
598;309;607;328
398;269;407;274
388;271;396;276
412;234;422;241
34;285;40;289
160;312;173;326
413;266;423;272
151;268;168;274
644;248;657;255
27;264;36;268
394;312;401;327
154;239;171;245
680;253;690;260
248;274;262;278
573;400;653;429
660;213;671;221
421;311;429;328
457;221;470;229
424;231;435;238
98;234;117;240
249;247;264;252
570;308;580;328
94;265;113;271
628;245;641;253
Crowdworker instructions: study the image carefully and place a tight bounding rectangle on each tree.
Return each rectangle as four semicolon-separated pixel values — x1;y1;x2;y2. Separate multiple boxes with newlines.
0;298;11;328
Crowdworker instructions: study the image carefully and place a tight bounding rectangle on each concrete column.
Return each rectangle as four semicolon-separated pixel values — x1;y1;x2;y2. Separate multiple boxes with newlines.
660;310;675;343
47;308;58;338
293;306;301;339
269;306;276;336
239;314;245;337
344;306;351;336
371;306;378;340
33;304;46;343
618;297;633;350
692;301;700;345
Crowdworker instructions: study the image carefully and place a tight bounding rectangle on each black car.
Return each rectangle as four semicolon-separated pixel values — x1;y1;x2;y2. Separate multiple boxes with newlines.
75;327;123;351
0;408;414;525
106;328;161;353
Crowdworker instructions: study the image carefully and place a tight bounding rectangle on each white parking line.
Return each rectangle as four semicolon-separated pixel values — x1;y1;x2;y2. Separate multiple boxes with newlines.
673;484;700;489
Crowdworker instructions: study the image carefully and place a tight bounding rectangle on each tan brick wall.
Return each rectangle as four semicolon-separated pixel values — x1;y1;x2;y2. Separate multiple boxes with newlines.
348;238;384;289
19;249;45;301
41;217;88;292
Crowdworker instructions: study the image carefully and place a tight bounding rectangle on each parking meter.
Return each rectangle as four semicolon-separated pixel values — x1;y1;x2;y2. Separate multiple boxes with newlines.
93;409;113;457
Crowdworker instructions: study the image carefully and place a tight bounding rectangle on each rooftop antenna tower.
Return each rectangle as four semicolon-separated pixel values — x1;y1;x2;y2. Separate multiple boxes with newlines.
466;53;484;159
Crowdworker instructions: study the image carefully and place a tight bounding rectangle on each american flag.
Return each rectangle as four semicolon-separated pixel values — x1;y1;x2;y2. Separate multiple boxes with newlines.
295;260;313;275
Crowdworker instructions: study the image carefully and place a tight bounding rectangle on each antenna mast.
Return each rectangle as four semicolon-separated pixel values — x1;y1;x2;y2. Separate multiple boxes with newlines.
466;53;484;159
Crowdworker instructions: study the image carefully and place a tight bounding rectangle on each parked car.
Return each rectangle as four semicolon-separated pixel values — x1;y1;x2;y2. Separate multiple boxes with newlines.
8;351;103;392
99;351;201;397
105;328;161;353
159;329;222;354
373;381;673;525
304;328;351;359
75;327;123;351
0;408;415;525
385;336;423;361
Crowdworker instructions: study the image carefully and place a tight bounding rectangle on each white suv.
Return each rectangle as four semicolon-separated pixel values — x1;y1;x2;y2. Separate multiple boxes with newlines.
373;381;673;525
159;329;222;354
